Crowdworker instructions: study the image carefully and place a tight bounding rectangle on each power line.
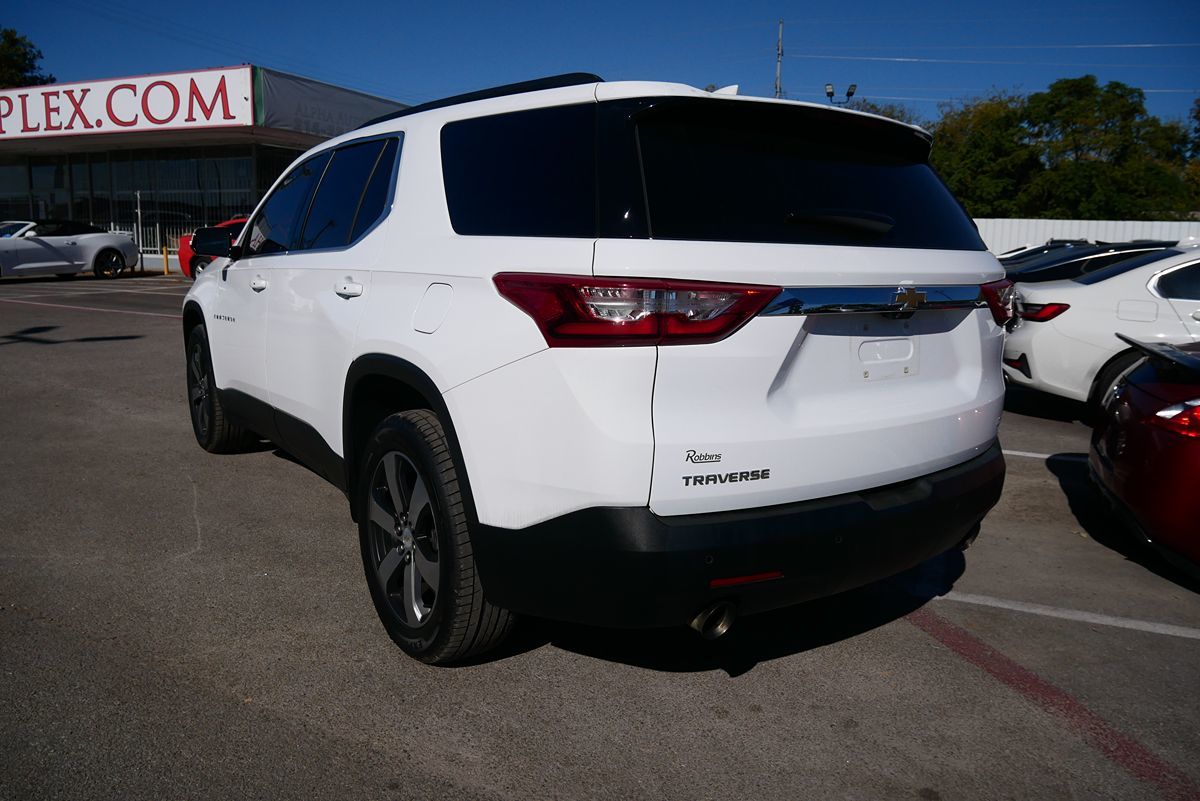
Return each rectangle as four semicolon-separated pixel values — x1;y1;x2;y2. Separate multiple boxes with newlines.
798;42;1200;51
787;53;1190;68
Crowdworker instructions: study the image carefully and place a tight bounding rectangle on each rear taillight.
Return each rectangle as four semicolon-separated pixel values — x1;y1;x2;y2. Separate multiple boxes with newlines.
493;273;781;347
1150;398;1200;438
980;279;1015;326
1018;302;1071;322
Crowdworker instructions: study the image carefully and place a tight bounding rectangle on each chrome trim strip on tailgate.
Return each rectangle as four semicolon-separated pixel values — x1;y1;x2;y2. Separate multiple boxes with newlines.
760;285;987;316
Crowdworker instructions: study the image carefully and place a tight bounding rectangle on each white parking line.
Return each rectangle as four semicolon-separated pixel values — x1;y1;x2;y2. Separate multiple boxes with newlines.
0;297;180;319
935;591;1200;640
1002;449;1088;461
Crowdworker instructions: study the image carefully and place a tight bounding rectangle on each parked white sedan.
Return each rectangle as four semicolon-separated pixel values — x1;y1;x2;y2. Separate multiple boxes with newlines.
1003;245;1200;406
0;220;140;279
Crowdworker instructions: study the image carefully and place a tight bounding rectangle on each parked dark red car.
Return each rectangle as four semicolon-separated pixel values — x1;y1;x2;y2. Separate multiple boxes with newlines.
1091;335;1200;574
178;216;247;279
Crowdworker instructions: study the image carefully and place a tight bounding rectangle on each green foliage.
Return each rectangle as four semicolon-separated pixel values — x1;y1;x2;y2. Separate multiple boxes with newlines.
0;28;54;89
845;98;925;127
930;76;1199;220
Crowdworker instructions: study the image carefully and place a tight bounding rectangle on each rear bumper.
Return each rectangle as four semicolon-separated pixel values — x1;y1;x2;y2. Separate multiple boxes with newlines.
472;441;1005;628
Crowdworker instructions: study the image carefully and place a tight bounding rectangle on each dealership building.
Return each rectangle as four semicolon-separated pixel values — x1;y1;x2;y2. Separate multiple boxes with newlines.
0;65;406;254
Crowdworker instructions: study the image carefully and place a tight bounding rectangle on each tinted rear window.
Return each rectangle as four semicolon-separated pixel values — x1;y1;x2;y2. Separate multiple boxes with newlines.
441;104;595;238
634;101;984;250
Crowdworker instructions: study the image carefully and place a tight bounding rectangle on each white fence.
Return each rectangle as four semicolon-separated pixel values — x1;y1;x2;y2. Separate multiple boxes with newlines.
975;218;1200;255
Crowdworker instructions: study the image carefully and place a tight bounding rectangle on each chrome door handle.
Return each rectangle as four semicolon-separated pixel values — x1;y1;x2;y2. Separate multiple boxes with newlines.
335;281;364;299
250;276;268;292
65;241;77;246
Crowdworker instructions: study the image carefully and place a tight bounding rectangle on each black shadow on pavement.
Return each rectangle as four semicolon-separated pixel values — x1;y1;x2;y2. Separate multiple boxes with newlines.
1003;384;1087;423
474;549;967;676
1046;453;1200;594
0;325;143;346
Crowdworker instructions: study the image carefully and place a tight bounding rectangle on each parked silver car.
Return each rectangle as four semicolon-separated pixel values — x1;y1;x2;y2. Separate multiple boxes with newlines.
0;220;140;279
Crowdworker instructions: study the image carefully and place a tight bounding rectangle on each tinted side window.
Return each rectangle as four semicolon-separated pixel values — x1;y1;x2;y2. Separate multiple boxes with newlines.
299;139;387;250
441;105;595;238
351;138;400;242
245;152;330;256
1157;264;1200;300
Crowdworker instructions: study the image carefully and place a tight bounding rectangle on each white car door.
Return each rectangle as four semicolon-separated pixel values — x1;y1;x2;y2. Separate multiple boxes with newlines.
266;136;399;467
1154;260;1200;339
207;151;330;405
9;222;75;274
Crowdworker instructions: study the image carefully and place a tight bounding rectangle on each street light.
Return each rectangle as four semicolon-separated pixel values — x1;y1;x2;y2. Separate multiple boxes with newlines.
825;83;857;106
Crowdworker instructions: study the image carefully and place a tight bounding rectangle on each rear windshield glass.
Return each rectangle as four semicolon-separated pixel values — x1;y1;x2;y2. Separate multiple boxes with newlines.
1073;249;1180;285
634;101;984;251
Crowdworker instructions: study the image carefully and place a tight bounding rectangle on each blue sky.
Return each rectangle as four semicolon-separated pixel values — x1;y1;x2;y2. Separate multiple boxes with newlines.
9;0;1199;124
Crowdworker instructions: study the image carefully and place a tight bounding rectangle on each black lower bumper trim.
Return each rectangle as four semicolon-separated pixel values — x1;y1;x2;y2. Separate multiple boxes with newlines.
472;443;1006;628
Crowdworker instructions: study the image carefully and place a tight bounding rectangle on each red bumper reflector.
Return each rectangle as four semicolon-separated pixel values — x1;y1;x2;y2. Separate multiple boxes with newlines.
709;570;784;589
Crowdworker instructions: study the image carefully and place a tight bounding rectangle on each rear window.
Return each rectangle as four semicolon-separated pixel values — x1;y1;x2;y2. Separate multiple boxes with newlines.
634;100;985;251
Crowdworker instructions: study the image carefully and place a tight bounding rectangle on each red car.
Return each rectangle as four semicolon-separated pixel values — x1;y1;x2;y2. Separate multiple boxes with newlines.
178;216;247;279
1091;335;1200;573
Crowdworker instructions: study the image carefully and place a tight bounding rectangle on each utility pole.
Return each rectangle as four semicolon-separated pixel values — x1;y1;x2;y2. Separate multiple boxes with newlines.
774;19;784;99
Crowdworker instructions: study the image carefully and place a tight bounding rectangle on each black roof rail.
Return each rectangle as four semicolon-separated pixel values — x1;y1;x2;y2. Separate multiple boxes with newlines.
357;72;604;130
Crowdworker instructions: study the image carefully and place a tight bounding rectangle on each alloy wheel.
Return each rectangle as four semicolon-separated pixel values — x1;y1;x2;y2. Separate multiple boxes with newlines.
367;452;440;627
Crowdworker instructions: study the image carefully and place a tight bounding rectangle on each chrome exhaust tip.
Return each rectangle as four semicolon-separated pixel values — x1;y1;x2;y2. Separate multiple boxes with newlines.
689;602;736;640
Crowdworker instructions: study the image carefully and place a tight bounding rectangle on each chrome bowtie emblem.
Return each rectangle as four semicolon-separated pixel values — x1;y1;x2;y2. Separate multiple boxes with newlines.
894;286;927;311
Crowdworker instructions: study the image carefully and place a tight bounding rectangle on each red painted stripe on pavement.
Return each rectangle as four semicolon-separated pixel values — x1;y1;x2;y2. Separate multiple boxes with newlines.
0;297;181;319
908;607;1200;801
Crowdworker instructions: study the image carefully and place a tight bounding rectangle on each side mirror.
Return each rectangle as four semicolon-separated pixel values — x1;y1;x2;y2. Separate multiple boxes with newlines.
191;227;236;259
23;229;37;238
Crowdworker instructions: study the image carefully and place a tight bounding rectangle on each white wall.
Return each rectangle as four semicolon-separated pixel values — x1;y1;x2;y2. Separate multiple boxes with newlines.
975;218;1200;255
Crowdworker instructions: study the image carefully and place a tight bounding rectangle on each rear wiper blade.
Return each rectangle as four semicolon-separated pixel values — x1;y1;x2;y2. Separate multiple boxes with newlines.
784;210;895;235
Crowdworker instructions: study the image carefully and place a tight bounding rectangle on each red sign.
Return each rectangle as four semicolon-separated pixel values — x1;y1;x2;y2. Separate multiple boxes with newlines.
0;67;253;140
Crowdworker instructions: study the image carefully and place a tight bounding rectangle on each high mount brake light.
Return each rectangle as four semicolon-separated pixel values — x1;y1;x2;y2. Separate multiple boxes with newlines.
980;279;1015;325
1151;398;1200;438
493;273;781;347
1018;302;1071;322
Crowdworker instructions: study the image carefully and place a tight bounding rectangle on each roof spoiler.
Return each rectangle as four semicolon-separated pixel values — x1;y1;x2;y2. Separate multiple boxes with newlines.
1115;333;1200;375
357;72;604;130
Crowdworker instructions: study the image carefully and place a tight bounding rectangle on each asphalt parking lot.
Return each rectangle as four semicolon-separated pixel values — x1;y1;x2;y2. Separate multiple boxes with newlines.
1;273;1198;801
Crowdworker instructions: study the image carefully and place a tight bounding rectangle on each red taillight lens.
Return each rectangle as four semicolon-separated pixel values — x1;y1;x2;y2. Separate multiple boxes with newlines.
1018;302;1071;322
980;279;1015;325
493;273;781;347
1149;398;1200;438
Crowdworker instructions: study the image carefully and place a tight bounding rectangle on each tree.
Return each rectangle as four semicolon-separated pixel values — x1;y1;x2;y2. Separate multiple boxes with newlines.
0;28;54;89
1019;76;1192;219
845;98;925;127
930;93;1042;218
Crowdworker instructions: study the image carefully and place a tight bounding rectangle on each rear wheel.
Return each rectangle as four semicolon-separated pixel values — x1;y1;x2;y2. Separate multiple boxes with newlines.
185;324;257;453
358;410;512;664
93;249;124;279
1088;350;1141;417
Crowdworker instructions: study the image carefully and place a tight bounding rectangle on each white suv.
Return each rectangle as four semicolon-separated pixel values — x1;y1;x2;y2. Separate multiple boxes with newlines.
183;73;1011;664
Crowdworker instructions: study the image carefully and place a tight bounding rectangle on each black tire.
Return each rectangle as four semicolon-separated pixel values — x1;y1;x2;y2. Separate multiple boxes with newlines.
189;256;212;280
93;248;125;279
1088;350;1141;418
358;410;513;665
185;324;257;453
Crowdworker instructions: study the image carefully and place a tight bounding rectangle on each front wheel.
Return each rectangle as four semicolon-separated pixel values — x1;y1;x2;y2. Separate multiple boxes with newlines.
93;249;125;279
185;324;257;453
358;410;513;664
